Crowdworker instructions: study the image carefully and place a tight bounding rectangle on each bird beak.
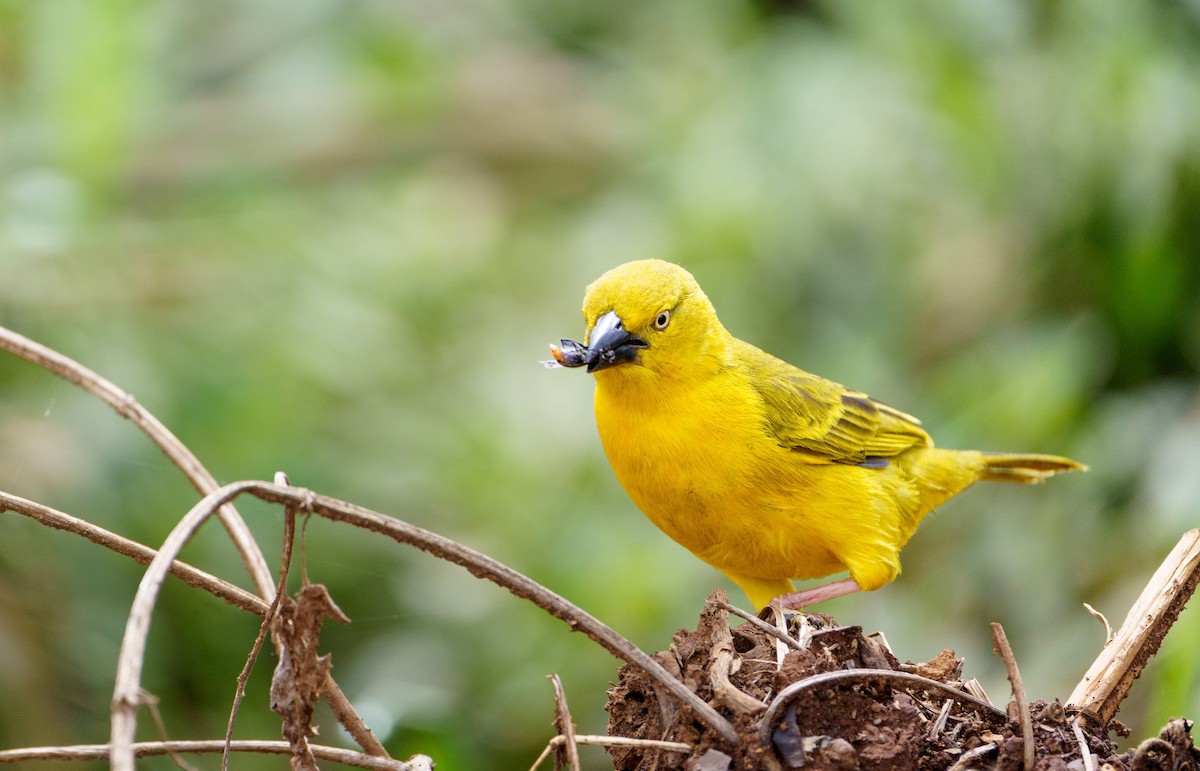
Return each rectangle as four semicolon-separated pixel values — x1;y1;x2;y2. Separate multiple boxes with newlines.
585;310;648;373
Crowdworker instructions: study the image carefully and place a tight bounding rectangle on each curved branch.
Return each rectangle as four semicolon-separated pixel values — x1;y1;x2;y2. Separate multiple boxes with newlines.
112;482;264;770
275;483;742;748
1;327;386;755
759;668;1004;752
110;480;739;770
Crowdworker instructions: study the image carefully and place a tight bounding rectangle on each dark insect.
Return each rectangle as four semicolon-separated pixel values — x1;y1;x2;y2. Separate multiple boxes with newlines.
542;338;589;368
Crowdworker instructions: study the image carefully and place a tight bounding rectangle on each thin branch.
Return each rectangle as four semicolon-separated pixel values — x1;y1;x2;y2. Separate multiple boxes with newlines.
274;483;740;747
0;324;275;599
0;490;267;616
991;623;1034;771
109;480;739;770
112;483;264;771
530;735;691;770
549;675;581;771
566;735;691;753
322;676;389;757
708;599;804;652
1068;528;1200;724
530;735;692;769
224;500;298;771
0;741;430;770
528;741;554;771
141;690;200;771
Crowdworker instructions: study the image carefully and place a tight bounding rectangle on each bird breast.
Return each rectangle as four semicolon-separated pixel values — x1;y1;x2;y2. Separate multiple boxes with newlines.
592;371;776;553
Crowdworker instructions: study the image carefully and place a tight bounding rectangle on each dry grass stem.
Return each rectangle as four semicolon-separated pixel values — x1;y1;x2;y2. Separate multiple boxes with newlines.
990;622;1034;771
1069;528;1200;724
0;741;431;770
111;483;265;771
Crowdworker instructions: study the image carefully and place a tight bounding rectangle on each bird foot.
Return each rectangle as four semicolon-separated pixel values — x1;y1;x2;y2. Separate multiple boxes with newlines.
770;578;862;610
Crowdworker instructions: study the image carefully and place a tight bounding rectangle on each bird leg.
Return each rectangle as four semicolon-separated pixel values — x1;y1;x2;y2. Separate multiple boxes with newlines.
771;578;862;610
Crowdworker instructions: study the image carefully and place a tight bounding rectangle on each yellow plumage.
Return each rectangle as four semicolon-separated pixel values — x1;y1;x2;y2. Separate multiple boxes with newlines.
556;259;1085;610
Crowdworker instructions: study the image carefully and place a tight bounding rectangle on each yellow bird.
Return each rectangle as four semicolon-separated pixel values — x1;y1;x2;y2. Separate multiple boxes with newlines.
548;259;1085;610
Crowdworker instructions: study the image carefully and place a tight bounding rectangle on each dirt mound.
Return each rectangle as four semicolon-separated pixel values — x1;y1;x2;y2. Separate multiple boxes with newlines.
606;590;1198;770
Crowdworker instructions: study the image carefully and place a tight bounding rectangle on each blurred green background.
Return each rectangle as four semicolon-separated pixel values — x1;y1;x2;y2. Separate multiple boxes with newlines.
2;0;1199;768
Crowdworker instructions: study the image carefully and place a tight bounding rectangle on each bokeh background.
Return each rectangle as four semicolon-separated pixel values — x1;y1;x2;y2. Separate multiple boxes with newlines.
2;1;1199;768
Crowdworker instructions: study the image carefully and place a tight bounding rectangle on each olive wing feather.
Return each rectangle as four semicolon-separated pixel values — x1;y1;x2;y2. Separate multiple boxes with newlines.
740;342;931;464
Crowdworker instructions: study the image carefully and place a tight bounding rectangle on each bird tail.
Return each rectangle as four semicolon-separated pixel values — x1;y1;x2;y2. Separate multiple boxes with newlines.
979;452;1087;484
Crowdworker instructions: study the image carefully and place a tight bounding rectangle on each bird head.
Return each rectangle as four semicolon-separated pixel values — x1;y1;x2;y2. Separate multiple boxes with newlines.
569;259;727;381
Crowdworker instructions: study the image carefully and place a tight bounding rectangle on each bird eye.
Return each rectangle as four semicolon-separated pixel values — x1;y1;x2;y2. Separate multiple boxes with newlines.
653;310;672;330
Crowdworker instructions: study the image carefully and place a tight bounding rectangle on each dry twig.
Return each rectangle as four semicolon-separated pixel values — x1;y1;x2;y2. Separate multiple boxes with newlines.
0;491;267;616
529;735;691;770
928;698;954;741
708;599;804;652
224;498;300;771
1069;529;1200;724
549;675;581;771
991;622;1034;771
0;741;430;770
141;690;200;771
1072;717;1097;771
708;609;768;716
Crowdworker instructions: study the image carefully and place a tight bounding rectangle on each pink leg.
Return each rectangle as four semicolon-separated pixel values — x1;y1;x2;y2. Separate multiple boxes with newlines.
771;578;862;610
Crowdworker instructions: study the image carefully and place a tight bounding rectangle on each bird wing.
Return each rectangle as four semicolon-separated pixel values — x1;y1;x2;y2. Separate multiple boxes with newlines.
740;342;932;464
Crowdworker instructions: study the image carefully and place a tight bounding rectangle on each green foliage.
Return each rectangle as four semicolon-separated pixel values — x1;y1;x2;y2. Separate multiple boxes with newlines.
2;0;1199;767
